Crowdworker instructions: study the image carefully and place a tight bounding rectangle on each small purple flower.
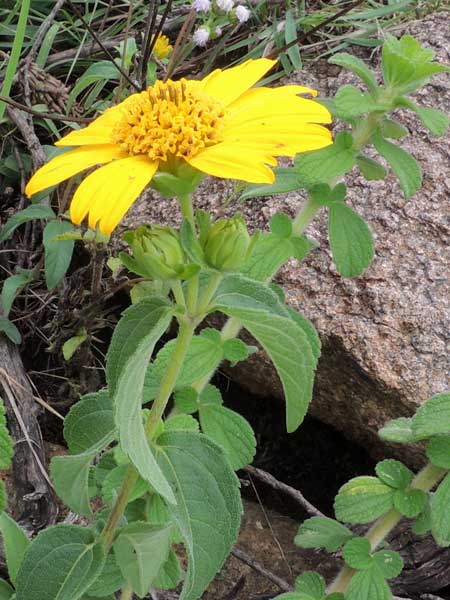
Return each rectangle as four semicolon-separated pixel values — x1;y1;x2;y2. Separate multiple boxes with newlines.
235;4;250;22
193;26;210;47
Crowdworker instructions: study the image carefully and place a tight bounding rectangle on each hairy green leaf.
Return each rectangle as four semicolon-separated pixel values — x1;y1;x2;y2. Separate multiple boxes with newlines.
294;516;353;552
240;233;294;282
0;397;13;470
102;465;149;505
114;523;171;598
334;85;377;119
345;568;392;600
378;417;416;444
334;477;394;524
357;156;387;181
295;135;357;187
431;472;450;546
63;328;88;361
1;271;34;317
86;553;124;597
372;133;422;199
393;488;427;518
199;403;256;470
0;512;30;585
329;52;378;92
64;390;114;454
156;431;242;600
412;393;450;439
295;571;325;599
426;435;450;468
15;525;104;600
328;203;374;277
239;168;302;201
373;550;403;579
106;297;175;504
375;459;413;490
342;537;372;570
270;212;292;238
213;275;316;432
154;550;183;590
0;317;22;344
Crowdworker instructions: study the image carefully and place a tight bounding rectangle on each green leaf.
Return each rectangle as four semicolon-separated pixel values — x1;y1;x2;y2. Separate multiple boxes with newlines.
357;156;387;181
0;318;21;344
375;459;413;490
295;134;357;187
270;212;293;238
0;481;6;513
156;431;242;600
294;516;353;552
15;525;105;600
393;488;427;518
43;220;75;290
0;512;30;585
285;10;302;70
199;403;256;470
342;537;372;570
334;477;394;524
63;328;88;360
334;85;377;119
86;553;124;597
431;471;450;546
372;133;422;199
287;308;321;364
295;571;325;599
0;396;13;470
213;275;316;432
326;595;345;600
51;429;115;516
378;417;415;444
106;297;175;504
239;168;302;202
165;414;199;433
240;233;294;282
0;579;13;599
154;549;183;589
412;499;431;535
0;204;55;243
114;523;171;598
144;334;223;401
329;52;378;92
426;434;450;468
373;550;403;579
380;119;408;139
64;390;114;454
328;203;374;277
412;393;450;439
345;568;392;600
411;105;449;136
1;271;34;317
222;338;255;366
174;388;199;414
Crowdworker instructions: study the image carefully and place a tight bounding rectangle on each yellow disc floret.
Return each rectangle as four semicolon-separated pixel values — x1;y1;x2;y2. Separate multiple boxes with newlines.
152;33;173;60
112;79;226;163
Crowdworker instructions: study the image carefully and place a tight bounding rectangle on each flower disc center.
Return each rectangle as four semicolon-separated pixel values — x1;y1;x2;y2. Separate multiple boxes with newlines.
112;79;226;162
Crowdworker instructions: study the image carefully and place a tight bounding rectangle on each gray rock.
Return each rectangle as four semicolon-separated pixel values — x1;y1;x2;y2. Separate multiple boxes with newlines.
119;12;450;464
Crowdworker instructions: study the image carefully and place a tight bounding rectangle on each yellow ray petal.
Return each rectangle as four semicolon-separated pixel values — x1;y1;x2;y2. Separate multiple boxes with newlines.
25;145;125;197
70;155;158;235
200;58;276;106
224;122;332;155
228;88;332;125
55;93;140;147
187;143;276;184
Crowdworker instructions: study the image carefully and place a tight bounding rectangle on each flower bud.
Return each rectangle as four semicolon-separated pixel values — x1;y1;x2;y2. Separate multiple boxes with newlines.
192;0;211;11
235;4;250;22
193;26;210;47
217;0;234;11
203;214;251;271
125;225;184;280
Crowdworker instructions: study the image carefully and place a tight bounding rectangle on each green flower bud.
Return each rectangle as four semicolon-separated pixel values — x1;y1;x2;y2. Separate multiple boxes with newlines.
203;214;251;272
125;225;184;280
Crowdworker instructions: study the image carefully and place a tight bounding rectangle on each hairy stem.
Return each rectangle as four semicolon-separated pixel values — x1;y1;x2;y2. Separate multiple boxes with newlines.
292;196;322;235
327;462;447;594
179;193;195;225
119;581;134;600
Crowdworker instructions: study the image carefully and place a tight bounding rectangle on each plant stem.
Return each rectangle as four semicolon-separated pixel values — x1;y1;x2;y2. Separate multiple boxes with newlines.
196;271;223;315
119;582;134;600
186;274;199;314
172;279;186;308
179;193;195;225
327;462;447;594
99;319;195;552
292;196;322;235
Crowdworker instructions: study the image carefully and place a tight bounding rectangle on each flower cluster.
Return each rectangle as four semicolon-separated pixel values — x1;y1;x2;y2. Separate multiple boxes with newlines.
192;0;251;47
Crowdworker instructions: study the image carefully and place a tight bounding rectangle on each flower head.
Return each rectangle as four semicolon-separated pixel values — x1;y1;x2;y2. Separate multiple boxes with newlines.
235;5;250;23
193;26;210;47
192;0;211;11
216;0;234;11
26;59;332;235
151;33;172;60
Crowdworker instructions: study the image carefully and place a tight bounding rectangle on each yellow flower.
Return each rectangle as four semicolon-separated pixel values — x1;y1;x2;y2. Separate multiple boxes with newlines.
152;33;172;60
26;59;332;235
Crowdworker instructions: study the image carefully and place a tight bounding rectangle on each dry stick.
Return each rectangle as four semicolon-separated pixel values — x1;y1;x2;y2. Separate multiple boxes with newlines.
244;465;325;518
0;94;92;123
6;105;46;169
145;0;174;82
66;0;140;92
231;547;293;593
139;0;162;87
267;0;367;59
46;35;125;65
164;8;196;81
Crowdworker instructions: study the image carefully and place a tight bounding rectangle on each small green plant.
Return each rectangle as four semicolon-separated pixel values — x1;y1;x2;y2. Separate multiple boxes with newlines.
0;32;448;600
